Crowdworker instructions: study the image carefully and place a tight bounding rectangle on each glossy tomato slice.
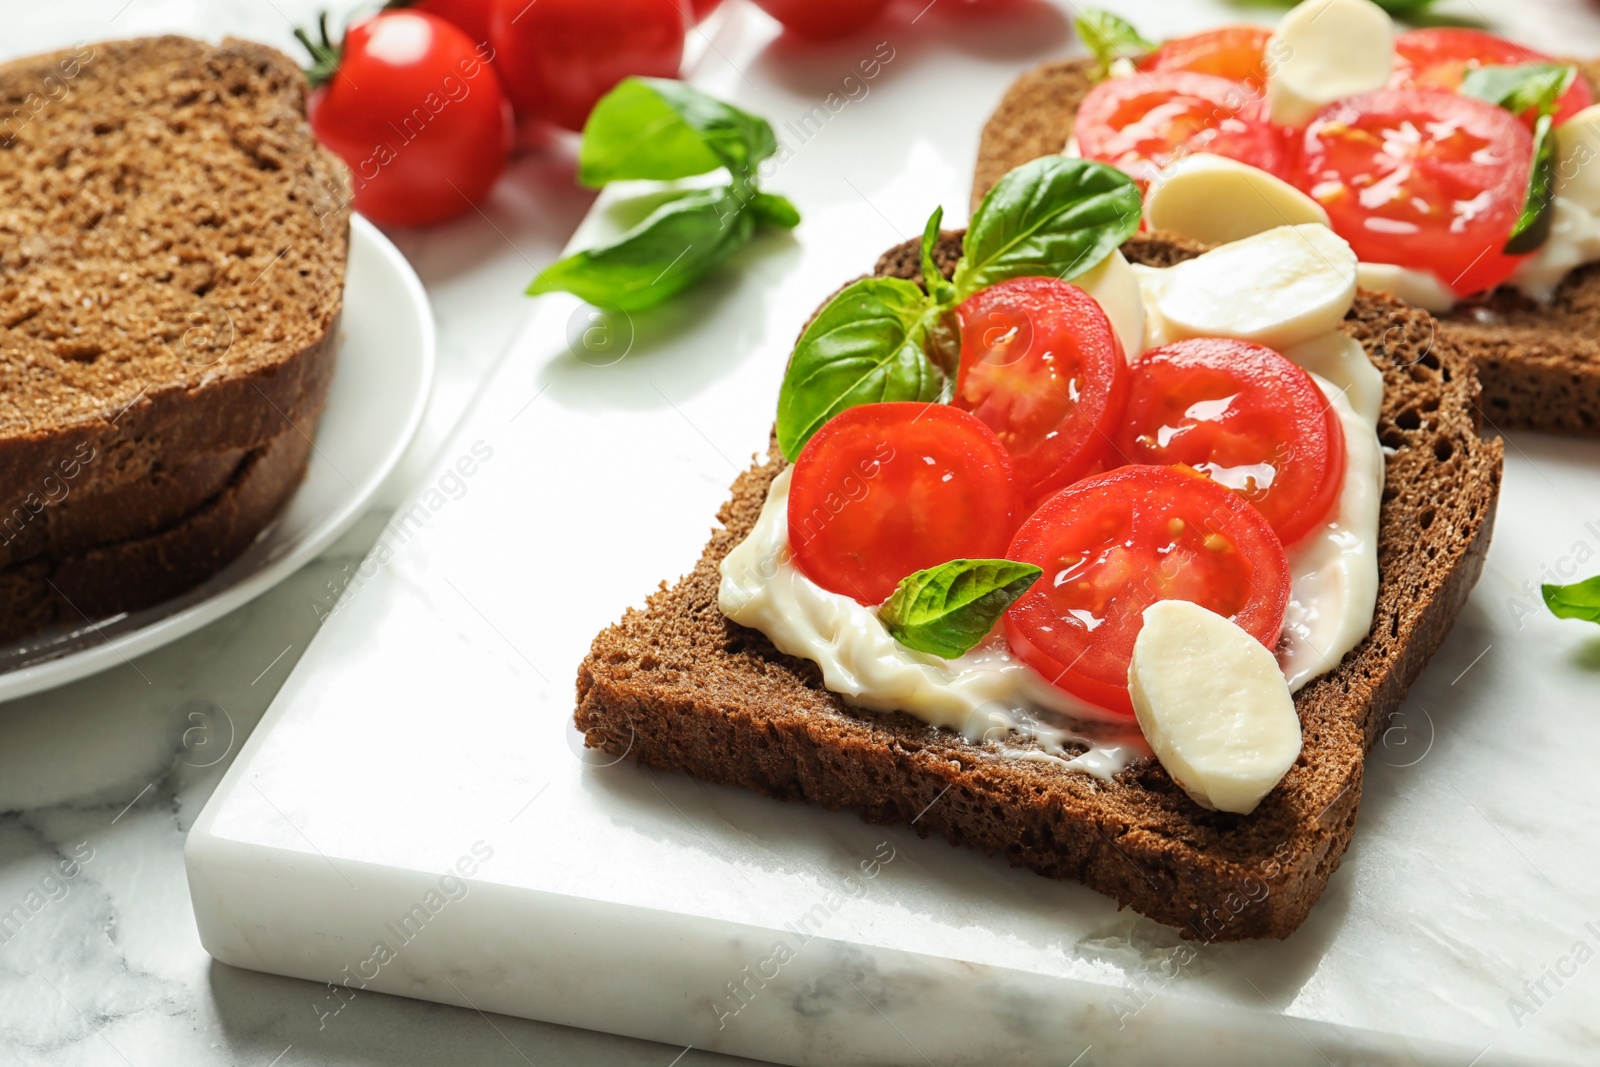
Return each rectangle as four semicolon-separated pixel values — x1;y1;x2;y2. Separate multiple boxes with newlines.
1141;25;1273;89
1296;89;1532;297
1075;70;1286;185
953;278;1128;505
1114;339;1345;544
788;403;1019;606
1004;465;1290;717
1391;28;1592;128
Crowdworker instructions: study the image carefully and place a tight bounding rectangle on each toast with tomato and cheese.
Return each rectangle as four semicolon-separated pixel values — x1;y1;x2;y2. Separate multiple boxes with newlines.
576;152;1503;940
973;1;1600;437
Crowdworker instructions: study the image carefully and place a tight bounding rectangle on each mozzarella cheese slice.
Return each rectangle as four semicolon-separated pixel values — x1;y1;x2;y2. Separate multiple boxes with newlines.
1075;249;1144;360
1145;154;1330;246
1554;103;1600;211
1149;224;1358;349
1355;262;1457;314
1266;0;1395;127
1129;601;1302;815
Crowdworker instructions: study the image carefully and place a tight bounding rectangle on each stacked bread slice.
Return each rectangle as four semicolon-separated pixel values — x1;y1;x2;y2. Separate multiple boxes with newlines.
0;36;349;642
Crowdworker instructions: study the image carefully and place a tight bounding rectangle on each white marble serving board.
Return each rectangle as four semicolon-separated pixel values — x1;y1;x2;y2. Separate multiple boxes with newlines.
186;2;1600;1064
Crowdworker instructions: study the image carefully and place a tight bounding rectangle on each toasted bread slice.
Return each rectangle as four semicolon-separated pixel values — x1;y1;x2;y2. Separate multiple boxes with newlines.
0;421;315;643
575;230;1504;940
0;36;348;496
972;56;1600;437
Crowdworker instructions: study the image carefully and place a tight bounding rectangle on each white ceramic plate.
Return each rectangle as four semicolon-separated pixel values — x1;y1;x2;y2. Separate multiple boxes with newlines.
0;216;434;704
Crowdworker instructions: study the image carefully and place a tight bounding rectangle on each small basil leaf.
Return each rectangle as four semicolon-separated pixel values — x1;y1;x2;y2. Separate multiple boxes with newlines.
528;188;755;312
1506;112;1557;254
1543;575;1600;624
578;77;778;187
775;278;942;461
921;205;956;305
751;191;801;229
952;156;1142;298
1459;62;1575;118
880;559;1044;659
1074;9;1156;77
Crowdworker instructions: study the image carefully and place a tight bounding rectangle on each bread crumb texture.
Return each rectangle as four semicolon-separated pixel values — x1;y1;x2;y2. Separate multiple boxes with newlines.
0;36;349;491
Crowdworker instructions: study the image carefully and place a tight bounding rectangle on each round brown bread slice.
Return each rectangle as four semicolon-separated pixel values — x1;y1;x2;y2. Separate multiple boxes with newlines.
0;420;316;644
0;35;349;497
971;55;1600;438
574;230;1504;941
0;447;247;570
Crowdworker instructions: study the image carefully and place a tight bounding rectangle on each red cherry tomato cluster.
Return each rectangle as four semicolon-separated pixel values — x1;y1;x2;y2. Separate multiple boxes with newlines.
304;0;940;225
789;276;1342;717
1072;24;1588;297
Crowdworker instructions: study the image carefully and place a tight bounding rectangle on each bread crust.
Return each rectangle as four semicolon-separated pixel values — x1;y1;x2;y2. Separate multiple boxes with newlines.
0;36;349;495
971;55;1600;437
0;420;315;643
575;231;1504;940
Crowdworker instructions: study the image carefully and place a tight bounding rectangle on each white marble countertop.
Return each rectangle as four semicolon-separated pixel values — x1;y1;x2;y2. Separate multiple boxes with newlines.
5;1;1600;1065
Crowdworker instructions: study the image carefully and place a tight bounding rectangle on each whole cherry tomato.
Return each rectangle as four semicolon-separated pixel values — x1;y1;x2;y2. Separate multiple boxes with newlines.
488;0;686;131
304;11;511;227
749;0;892;39
406;0;495;48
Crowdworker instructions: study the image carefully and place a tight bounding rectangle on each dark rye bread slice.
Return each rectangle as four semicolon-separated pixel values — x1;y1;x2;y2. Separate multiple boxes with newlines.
0;447;245;570
0;421;314;643
575;230;1504;940
0;35;349;497
972;55;1600;437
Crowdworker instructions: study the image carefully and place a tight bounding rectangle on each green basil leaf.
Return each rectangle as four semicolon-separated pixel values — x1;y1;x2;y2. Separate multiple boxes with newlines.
528;188;755;312
751;191;801;229
578;77;778;187
921;205;955;305
775;278;942;461
1074;9;1156;77
952;156;1142;298
1506;112;1558;254
880;559;1044;659
1459;62;1575;118
1543;575;1600;624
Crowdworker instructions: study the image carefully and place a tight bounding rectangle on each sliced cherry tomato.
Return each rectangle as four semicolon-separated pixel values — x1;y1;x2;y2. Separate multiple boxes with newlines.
1391;28;1592;129
1075;70;1286;186
306;11;511;227
749;0;892;39
1296;89;1532;297
1140;25;1273;89
952;277;1128;504
488;0;685;131
788;403;1018;606
1004;465;1290;716
1114;339;1345;545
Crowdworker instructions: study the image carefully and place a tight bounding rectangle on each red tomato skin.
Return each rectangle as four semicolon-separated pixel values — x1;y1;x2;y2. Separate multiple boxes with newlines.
1296;89;1532;297
1004;465;1290;716
750;0;892;39
788;403;1020;606
489;0;685;131
691;0;725;19
1140;25;1273;89
1075;70;1286;185
1391;28;1593;128
1114;338;1346;544
308;11;511;227
411;0;495;48
952;277;1128;504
